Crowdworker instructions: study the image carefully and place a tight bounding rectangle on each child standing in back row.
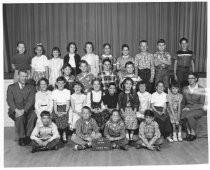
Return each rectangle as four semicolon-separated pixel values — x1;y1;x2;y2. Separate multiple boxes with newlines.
154;39;171;91
31;43;49;83
11;41;31;82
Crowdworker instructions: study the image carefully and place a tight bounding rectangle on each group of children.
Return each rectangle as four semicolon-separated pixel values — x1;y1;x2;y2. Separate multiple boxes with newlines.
11;38;195;153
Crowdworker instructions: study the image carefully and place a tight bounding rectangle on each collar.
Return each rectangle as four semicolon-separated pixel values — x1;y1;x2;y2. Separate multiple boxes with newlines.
18;82;25;89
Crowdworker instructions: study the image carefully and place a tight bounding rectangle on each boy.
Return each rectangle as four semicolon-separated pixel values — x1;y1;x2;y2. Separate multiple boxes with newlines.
98;58;118;91
136;110;164;151
76;60;95;94
154;39;171;90
104;109;128;151
119;61;141;91
174;37;195;89
30;111;60;153
71;106;102;150
134;40;155;92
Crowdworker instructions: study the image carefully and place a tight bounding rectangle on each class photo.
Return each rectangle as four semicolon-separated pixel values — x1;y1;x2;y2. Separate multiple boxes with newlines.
3;1;208;167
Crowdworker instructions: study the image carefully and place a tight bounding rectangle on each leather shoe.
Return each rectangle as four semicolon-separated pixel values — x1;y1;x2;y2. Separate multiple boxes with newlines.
189;135;197;141
184;134;191;141
19;138;26;146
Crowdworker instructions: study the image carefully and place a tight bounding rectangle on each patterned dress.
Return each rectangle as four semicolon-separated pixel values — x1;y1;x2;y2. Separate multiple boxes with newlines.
76;72;95;93
167;92;183;124
64;75;75;93
123;94;138;130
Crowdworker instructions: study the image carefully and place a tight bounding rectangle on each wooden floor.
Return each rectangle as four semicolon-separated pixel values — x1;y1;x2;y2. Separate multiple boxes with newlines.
4;127;209;167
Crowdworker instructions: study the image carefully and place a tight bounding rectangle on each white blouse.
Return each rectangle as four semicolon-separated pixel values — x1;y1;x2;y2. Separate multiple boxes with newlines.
69;53;76;68
86;90;105;109
151;91;167;107
52;89;71;104
31;55;49;72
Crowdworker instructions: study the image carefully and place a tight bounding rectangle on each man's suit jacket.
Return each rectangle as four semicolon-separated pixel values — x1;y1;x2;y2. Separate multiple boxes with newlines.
7;82;36;120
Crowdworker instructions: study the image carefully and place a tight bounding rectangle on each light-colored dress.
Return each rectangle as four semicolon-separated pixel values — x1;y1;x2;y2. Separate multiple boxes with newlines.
137;91;151;117
81;53;99;76
69;93;86;129
35;90;53;121
167;92;183;124
48;58;63;86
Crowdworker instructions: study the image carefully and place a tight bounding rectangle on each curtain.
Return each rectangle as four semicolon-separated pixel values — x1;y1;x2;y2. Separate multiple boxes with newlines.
3;2;207;73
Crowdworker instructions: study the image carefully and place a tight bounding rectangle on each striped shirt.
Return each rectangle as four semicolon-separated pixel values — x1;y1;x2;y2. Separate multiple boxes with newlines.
75;118;99;140
174;50;195;67
134;52;155;79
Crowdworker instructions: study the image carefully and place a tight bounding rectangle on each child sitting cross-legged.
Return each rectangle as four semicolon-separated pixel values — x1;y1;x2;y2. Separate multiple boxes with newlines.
104;109;129;151
71;106;102;150
30;111;60;153
136;110;164;151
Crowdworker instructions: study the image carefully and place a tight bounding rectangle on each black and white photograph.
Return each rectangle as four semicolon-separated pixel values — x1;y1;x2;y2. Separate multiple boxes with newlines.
2;0;209;167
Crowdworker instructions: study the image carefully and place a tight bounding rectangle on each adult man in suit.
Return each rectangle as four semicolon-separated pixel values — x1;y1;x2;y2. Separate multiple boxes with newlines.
7;69;37;146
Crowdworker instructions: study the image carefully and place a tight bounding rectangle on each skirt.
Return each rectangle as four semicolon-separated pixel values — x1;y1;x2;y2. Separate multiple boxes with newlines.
123;107;138;130
33;71;46;83
91;109;110;130
52;105;69;129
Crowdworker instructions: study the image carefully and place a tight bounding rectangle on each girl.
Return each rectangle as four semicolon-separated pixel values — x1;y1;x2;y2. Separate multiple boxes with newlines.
86;78;110;133
99;43;117;73
62;63;75;93
48;47;63;87
104;109;128;151
102;82;119;112
118;77;140;144
151;81;173;142
167;82;183;142
35;78;53;122
52;76;70;143
81;42;99;76
69;81;86;132
31;43;49;83
11;41;31;82
76;60;95;94
116;44;134;73
136;81;151;121
64;42;81;76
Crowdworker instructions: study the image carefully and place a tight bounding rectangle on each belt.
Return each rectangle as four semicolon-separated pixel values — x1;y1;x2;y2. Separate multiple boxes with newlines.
40;105;47;107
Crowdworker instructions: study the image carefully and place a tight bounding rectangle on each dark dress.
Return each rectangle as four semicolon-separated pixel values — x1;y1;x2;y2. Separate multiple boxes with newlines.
90;91;110;130
102;92;119;109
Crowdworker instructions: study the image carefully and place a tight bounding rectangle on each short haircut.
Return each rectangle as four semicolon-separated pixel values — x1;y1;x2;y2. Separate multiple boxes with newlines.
170;81;179;89
136;80;147;92
103;43;111;49
144;110;155;118
16;41;26;54
122;44;129;50
156;80;165;87
157;39;166;45
51;46;61;57
40;111;51;118
56;76;66;83
66;42;77;53
108;82;116;88
125;61;134;68
102;58;111;65
139;40;148;45
188;72;199;82
18;69;28;75
82;106;92;114
34;43;46;55
84;41;94;53
62;63;72;70
179;37;189;44
111;109;120;116
37;77;49;87
79;60;88;66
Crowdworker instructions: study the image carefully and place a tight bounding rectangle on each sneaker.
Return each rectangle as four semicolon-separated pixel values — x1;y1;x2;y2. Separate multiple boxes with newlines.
119;145;128;151
178;133;183;142
173;134;178;142
73;145;84;151
154;145;161;151
166;137;173;143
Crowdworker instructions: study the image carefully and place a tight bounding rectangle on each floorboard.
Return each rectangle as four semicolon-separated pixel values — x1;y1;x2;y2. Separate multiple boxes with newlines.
4;127;209;167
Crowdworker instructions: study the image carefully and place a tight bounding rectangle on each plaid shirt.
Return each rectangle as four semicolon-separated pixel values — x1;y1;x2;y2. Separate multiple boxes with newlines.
153;51;171;69
98;71;118;90
139;120;160;141
76;72;95;93
134;52;155;79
